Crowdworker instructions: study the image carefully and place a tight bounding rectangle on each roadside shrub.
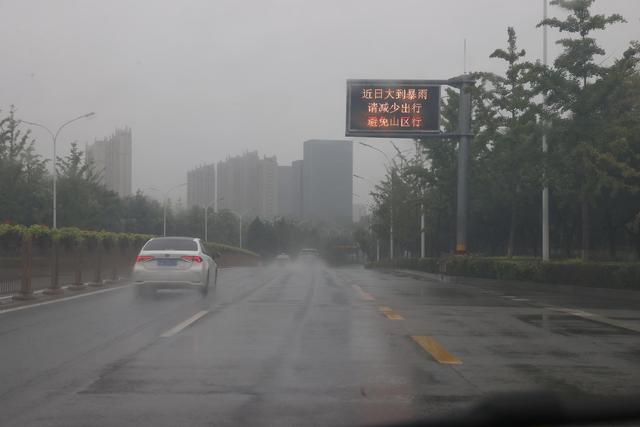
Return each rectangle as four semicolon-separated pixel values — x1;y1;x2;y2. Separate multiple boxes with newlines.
203;242;259;258
368;256;640;290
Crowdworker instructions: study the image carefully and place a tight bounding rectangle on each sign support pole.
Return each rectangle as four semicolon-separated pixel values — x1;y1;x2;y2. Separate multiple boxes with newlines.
345;77;475;256
455;79;472;254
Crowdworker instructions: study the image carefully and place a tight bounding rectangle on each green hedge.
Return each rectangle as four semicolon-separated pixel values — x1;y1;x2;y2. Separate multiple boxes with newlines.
203;242;259;258
0;224;258;258
0;224;153;251
367;256;640;290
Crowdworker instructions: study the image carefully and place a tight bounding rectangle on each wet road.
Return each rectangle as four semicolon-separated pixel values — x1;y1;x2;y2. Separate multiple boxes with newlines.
1;262;639;426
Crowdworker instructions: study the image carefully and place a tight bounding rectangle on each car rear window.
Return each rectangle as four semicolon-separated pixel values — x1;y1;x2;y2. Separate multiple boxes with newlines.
143;238;198;251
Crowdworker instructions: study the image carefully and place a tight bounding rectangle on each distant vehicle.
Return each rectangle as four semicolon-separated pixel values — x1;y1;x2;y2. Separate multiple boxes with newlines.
298;248;320;262
132;237;218;297
299;248;319;256
276;253;290;266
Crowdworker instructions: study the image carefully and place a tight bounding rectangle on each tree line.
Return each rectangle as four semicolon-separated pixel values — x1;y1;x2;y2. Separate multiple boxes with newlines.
1;109;334;256
368;0;640;261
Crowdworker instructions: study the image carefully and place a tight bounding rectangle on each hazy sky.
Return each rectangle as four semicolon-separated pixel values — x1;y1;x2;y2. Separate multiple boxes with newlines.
1;0;638;206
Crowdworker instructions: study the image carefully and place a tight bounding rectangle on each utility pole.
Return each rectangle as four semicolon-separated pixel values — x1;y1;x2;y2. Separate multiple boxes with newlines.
455;78;473;254
389;170;394;259
542;0;550;262
420;202;426;258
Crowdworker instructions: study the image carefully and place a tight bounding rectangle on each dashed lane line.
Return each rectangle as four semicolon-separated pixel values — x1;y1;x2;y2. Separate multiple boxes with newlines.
160;310;209;337
352;284;375;301
379;305;404;320
411;335;463;365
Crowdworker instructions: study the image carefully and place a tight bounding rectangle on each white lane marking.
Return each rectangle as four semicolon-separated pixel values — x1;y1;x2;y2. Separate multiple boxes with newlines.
549;306;640;333
0;284;132;315
160;310;209;337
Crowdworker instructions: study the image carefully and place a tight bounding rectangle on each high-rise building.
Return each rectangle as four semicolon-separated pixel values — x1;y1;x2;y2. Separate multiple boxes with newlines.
291;160;303;220
87;127;132;197
258;156;278;219
302;139;353;225
278;165;293;218
278;161;304;220
187;163;216;209
217;151;278;220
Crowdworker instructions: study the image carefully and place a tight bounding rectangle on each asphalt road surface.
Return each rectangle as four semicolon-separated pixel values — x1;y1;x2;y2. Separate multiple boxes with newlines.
1;261;639;426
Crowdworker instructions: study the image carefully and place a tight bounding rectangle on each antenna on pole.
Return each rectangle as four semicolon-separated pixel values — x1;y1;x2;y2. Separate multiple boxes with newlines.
463;38;467;75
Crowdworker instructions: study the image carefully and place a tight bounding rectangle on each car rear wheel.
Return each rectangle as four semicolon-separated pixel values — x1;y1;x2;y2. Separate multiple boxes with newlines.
200;271;210;297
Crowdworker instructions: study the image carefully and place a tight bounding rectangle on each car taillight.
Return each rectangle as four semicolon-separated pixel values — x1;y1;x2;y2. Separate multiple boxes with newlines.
181;255;203;263
136;255;154;263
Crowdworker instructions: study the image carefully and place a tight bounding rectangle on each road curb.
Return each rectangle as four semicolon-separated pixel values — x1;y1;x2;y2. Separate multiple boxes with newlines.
380;268;640;300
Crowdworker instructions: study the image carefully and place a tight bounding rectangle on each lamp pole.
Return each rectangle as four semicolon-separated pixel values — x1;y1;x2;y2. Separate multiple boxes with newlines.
21;112;96;229
148;183;186;236
354;173;381;261
204;199;217;242
542;0;550;261
356;142;396;259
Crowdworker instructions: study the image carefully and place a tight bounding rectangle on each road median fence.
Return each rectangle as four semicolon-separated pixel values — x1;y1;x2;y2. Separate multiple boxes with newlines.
0;224;152;299
0;225;262;299
367;256;640;290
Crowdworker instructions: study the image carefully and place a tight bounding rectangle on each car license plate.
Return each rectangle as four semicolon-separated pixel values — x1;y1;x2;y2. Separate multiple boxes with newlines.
157;259;178;267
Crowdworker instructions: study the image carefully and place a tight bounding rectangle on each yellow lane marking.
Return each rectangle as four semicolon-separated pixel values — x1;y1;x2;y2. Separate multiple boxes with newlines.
411;336;462;365
160;310;209;337
352;284;375;301
379;306;404;320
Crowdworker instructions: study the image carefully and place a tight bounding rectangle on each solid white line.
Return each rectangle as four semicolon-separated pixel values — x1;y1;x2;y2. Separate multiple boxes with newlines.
160;310;209;338
0;284;132;315
549;306;640;333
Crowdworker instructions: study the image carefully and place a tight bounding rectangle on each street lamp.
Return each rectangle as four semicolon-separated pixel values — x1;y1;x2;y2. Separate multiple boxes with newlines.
204;200;216;242
354;142;397;259
147;183;186;236
230;210;246;249
216;197;245;248
354;173;382;262
20;112;96;229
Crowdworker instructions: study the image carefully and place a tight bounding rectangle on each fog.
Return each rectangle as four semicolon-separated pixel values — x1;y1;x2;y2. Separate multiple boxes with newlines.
1;0;638;205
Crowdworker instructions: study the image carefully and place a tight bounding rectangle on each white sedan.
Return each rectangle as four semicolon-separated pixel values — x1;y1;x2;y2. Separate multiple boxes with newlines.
132;237;218;297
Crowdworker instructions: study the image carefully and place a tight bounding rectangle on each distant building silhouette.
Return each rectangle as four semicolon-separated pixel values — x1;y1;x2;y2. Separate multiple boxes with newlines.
217;151;278;220
187;163;216;209
302;140;353;225
87;127;132;197
258;155;278;219
291;160;303;220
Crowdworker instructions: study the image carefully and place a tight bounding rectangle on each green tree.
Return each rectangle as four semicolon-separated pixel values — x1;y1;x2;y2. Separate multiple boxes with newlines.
537;0;626;260
56;142;122;230
246;217;277;257
474;27;542;256
121;191;163;235
0;107;50;225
